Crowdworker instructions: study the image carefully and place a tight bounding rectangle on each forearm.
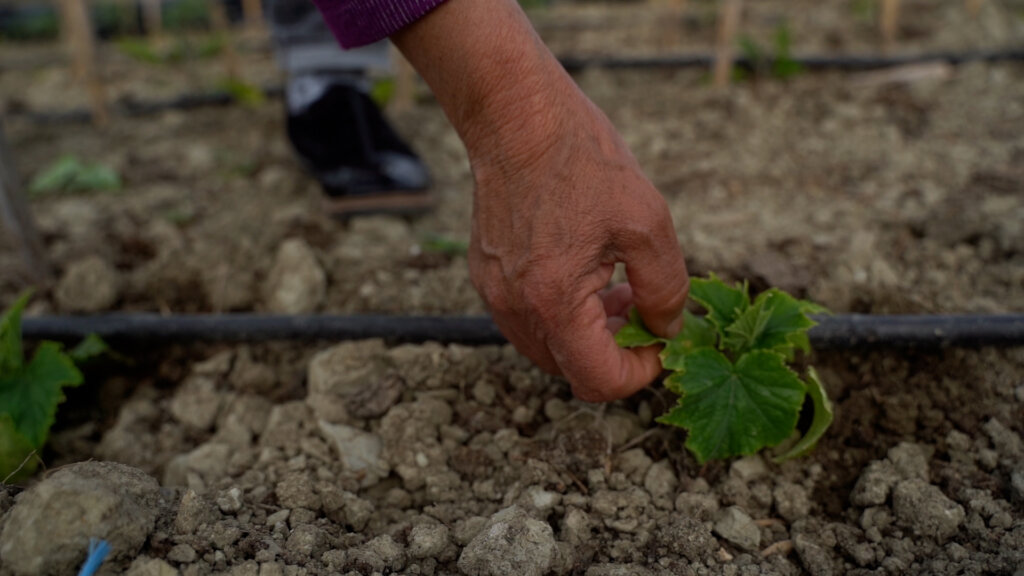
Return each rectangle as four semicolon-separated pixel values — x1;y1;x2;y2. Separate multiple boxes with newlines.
391;0;583;173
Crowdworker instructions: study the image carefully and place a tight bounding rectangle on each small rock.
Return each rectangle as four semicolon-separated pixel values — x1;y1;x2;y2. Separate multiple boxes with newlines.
286;524;328;559
266;509;290;526
164;442;232;488
193;350;235;377
655;516;717;562
543;398;569;421
850;460;899;507
217;487;244;514
585;564;654;576
887;442;930;482
472;381;497;405
167;543;198;563
264;238;326;314
730;456;769;483
306;340;388;423
458;505;557;576
124;557;179;576
1010;467;1024;505
169;376;222;431
453;516;489;546
713;506;761;552
675;491;720;521
561;508;592;545
0;462;160;576
275;471;321;511
408;523;450;559
774;482;811;522
229;561;259;576
317;420;389;486
347;534;406;573
175;489;218;533
643;460;678;503
320;487;374;530
55;255;120;312
892;479;965;542
983;418;1023;461
229;346;277;395
518;485;561;516
345;374;404;419
794;534;834;576
615;448;653;485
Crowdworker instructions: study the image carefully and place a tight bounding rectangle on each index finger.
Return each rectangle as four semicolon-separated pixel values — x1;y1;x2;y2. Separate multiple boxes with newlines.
547;291;663;402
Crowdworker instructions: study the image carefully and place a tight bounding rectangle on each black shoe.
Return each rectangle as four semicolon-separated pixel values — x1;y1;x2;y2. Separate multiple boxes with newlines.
285;74;434;216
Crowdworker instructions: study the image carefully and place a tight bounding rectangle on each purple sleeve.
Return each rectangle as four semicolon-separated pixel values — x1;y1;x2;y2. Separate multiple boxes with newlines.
311;0;449;49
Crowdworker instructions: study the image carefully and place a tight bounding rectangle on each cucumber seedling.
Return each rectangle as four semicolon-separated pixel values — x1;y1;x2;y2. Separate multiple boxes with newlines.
616;274;833;464
0;293;110;482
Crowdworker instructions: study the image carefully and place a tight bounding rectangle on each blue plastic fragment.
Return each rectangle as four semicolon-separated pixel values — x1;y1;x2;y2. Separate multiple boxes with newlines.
77;539;111;576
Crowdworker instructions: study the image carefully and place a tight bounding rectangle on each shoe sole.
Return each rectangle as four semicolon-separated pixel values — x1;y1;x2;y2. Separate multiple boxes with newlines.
323;191;436;217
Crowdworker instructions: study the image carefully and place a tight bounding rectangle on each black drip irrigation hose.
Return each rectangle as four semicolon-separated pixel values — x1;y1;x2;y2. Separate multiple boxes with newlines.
9;48;1024;125
557;47;1024;72
19;313;1024;349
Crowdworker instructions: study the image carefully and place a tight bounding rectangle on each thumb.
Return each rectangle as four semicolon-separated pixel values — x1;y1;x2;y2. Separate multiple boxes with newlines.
619;221;690;339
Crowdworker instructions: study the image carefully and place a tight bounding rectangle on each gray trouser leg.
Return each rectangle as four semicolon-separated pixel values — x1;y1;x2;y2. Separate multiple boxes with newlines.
268;0;391;75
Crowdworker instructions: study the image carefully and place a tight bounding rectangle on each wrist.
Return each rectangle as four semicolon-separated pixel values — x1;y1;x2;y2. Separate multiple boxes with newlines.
392;0;583;181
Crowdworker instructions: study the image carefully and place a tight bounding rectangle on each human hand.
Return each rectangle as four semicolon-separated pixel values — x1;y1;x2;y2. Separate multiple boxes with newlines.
466;84;689;401
393;0;688;400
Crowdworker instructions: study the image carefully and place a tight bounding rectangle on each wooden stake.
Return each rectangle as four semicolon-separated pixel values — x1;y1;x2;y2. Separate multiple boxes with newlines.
712;0;742;88
209;0;240;80
389;46;416;115
880;0;901;50
242;0;265;33
659;0;688;50
60;0;108;127
142;0;162;38
0;125;51;285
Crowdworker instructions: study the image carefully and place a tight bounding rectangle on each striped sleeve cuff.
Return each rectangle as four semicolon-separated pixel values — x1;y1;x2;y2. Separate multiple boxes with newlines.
311;0;449;49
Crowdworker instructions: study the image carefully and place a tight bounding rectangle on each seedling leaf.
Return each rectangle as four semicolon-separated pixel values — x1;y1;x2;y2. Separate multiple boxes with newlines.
68;334;112;364
28;156;81;194
689;274;749;332
614;309;661;348
726;289;818;356
0;342;83;447
657;348;807;463
774;367;833;462
28;156;121;195
0;414;38;483
0;292;30;375
660;311;716;370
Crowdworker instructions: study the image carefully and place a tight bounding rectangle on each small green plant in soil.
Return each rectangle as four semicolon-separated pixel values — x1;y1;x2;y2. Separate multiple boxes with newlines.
737;23;804;81
0;294;110;483
219;78;266;107
616;274;833;464
29;155;121;196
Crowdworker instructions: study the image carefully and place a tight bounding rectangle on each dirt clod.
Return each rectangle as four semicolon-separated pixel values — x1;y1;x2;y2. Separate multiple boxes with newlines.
892;479;966;542
54;255;120;312
0;462;160;576
264;238;326;314
458;505;557;576
714;505;762;552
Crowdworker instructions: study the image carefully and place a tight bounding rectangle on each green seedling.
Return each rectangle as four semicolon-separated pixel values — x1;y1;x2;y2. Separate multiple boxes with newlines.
737;23;803;81
616;274;833;464
0;294;112;483
420;234;469;258
370;78;396;108
219;78;266;107
29;156;121;196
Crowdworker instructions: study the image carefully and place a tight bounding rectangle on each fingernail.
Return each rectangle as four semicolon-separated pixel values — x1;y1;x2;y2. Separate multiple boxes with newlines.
666;312;684;336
